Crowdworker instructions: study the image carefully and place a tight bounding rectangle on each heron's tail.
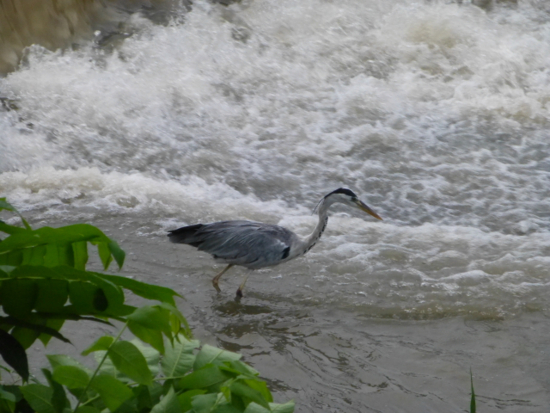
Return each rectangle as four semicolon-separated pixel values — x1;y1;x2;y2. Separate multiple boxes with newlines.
167;224;204;245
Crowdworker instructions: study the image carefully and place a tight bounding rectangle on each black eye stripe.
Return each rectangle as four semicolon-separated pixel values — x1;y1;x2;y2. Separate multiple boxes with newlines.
325;187;357;198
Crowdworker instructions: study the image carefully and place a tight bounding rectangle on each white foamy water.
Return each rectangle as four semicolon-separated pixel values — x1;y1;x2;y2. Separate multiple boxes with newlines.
2;0;550;316
2;1;550;410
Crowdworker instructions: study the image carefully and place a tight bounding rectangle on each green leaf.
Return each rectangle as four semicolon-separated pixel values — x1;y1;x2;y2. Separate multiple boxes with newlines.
177;389;206;412
0;398;15;413
132;383;164;411
179;365;231;390
0;278;37;317
3;316;70;347
0;248;23;266
99;274;180;306
10;326;41;350
97;242;113;271
161;335;199;378
127;305;172;336
0;224;123;270
68;281;99;314
272;400;295;413
93;288;108;312
242;379;272;403
130;339;160;377
216;404;245;413
34;279;69;313
244;401;295;413
0;387;16;403
150;387;180;413
6;264;131;315
0;221;27;236
72;241;88;271
93;240;125;270
108;341;153;385
20;384;55;413
0;199;17;213
0;225;83;252
93;351;117;377
43;243;74;268
67;276;124;314
0;386;17;413
42;368;68;413
0;224;100;250
128;321;165;354
190;393;219;413
158;302;190;335
0;329;29;381
47;354;93;375
133;385;153;411
81;336;114;356
219;361;259;379
52;365;90;389
230;381;270;410
7;264;58;279
244;403;273;413
90;374;133;411
189;394;242;413
194;344;242;370
75;407;101;413
58;267;125;314
108;241;125;270
38;318;65;347
0;199;31;230
21;245;46;266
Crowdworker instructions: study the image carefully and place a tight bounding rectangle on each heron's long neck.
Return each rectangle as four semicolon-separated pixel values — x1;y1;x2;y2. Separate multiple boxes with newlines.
300;202;330;255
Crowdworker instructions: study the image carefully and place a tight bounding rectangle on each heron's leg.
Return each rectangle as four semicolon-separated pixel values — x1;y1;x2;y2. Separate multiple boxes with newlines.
212;264;233;292
236;274;249;298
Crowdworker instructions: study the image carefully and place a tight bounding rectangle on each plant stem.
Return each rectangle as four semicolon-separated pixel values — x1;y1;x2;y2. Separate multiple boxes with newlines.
79;394;101;407
470;368;476;413
152;375;187;382
73;321;129;412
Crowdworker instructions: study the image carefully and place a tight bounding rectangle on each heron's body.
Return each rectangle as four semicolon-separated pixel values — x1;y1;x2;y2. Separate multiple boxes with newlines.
168;188;382;296
167;220;302;269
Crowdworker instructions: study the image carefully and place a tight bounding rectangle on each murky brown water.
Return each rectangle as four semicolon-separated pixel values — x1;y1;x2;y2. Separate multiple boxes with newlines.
25;216;550;412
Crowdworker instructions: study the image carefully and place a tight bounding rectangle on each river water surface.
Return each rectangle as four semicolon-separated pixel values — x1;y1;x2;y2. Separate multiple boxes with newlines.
1;0;550;411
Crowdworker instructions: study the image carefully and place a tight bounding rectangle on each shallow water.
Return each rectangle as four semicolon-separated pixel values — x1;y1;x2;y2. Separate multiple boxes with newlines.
2;0;550;411
24;216;550;412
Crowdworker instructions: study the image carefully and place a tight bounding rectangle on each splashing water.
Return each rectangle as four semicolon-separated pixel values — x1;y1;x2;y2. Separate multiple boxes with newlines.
2;1;550;411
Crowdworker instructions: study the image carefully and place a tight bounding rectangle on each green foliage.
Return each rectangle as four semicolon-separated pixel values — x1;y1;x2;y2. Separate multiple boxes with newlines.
49;332;293;413
0;199;186;381
0;324;295;413
0;200;295;412
470;369;476;413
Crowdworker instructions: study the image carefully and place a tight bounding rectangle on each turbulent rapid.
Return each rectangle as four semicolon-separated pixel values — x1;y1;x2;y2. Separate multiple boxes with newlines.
2;0;550;411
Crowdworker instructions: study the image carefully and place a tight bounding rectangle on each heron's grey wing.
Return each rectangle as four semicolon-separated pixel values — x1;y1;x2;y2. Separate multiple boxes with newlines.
191;221;297;268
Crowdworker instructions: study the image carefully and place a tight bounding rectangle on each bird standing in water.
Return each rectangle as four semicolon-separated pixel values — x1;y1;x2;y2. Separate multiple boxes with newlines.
168;188;382;297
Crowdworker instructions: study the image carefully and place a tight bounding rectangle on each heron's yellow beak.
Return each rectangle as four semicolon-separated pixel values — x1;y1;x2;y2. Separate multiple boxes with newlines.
356;200;383;220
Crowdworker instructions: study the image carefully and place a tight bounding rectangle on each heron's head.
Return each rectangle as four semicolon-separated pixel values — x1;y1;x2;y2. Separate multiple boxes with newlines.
315;187;382;220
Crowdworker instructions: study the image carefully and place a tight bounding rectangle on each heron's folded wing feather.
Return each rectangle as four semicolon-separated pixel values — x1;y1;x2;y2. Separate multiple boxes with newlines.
193;221;296;267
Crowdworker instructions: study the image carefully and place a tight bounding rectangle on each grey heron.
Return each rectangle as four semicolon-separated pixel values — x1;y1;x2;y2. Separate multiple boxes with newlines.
168;188;382;296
